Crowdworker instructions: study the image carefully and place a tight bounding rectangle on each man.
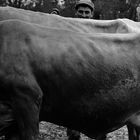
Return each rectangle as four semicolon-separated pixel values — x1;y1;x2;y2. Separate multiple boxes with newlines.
136;4;140;21
66;1;95;140
75;0;94;19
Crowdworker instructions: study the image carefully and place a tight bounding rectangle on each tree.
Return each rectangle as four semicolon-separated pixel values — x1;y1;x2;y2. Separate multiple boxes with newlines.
0;0;7;6
94;0;140;20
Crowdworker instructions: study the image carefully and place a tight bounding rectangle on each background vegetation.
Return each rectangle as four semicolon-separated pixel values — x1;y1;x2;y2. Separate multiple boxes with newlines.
0;0;140;21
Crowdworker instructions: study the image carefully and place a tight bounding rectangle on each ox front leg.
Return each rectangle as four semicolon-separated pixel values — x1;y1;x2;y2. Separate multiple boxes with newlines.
127;123;137;140
127;113;140;140
127;123;140;140
96;135;107;140
8;80;42;140
135;129;140;140
67;129;81;140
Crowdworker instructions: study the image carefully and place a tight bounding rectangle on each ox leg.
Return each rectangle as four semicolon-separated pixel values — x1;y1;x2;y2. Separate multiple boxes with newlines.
127;123;137;140
14;85;42;140
127;123;140;140
127;113;140;140
5;130;19;140
6;81;42;140
96;135;107;140
136;129;140;140
127;122;140;140
4;123;18;140
67;129;81;140
66;129;107;140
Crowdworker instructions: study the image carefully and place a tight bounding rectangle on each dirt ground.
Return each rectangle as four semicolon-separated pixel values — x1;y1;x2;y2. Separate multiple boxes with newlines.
39;121;128;140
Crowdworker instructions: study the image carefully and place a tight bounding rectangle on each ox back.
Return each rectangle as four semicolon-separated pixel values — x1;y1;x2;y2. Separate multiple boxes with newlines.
0;6;140;34
0;13;140;140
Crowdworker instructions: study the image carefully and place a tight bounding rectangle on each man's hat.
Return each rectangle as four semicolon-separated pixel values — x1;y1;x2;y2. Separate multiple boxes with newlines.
51;8;60;15
75;0;94;11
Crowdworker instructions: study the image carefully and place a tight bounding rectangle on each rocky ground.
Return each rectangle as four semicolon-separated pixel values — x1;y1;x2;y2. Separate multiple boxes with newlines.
0;121;128;140
39;122;128;140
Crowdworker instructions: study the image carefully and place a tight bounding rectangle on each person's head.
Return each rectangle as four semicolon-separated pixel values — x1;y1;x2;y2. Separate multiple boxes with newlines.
51;8;60;15
75;0;94;19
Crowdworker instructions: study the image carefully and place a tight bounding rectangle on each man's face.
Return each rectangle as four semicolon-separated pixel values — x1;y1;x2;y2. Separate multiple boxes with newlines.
75;6;93;19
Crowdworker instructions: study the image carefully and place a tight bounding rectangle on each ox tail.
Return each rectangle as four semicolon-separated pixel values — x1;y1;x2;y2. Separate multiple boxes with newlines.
0;102;15;139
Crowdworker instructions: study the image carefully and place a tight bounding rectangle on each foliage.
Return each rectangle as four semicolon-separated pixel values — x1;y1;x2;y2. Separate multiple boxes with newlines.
0;0;140;20
94;0;140;20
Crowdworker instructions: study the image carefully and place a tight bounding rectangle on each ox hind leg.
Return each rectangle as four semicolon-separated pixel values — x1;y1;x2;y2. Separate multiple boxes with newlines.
127;113;140;140
5;78;42;140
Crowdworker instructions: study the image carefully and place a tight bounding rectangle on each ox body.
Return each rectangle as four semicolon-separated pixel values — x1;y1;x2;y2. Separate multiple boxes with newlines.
1;6;140;140
0;19;140;140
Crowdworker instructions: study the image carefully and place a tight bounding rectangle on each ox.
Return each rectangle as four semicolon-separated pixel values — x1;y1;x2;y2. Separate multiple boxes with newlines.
0;7;140;140
0;19;140;140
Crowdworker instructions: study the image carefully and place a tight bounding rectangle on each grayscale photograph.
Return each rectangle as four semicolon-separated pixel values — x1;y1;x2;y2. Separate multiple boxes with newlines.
0;0;139;140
